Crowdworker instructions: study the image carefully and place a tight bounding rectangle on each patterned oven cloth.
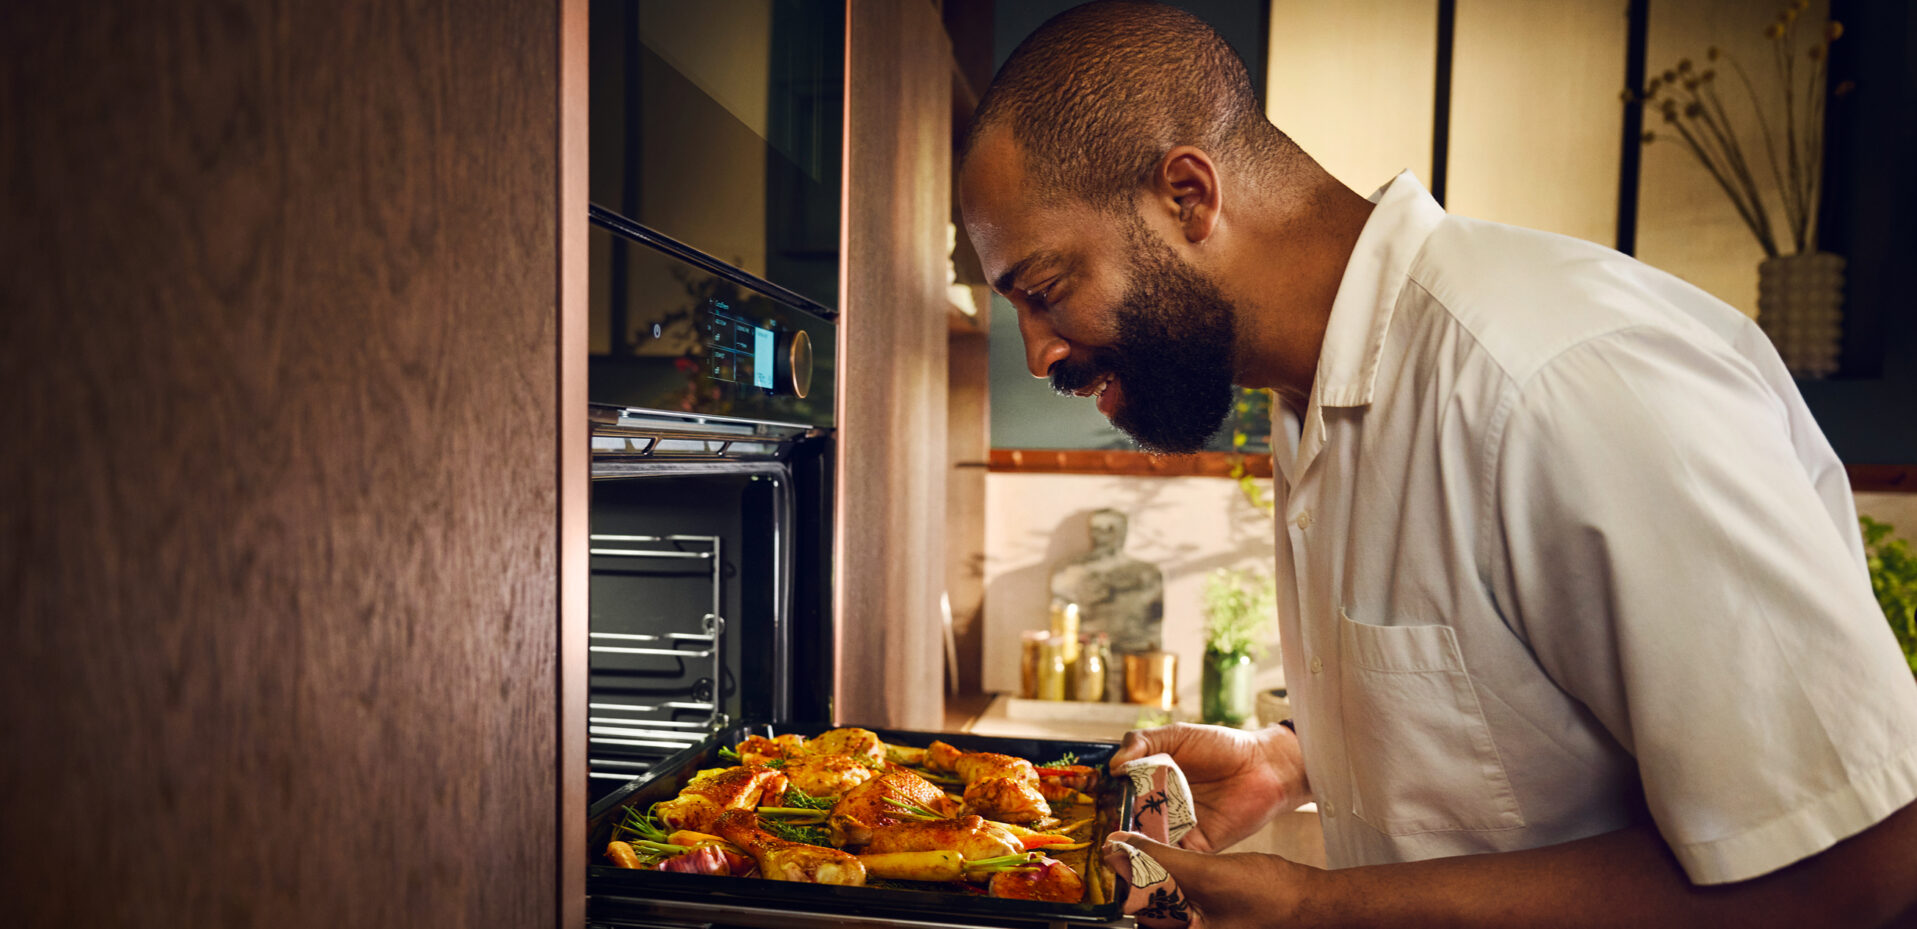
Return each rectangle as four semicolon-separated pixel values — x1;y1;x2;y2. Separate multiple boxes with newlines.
1109;753;1199;928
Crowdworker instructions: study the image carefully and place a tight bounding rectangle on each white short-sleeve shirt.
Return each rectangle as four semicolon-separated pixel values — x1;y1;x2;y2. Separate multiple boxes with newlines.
1274;172;1917;884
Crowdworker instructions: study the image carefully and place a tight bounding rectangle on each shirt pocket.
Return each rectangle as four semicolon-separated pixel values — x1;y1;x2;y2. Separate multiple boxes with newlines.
1337;609;1526;836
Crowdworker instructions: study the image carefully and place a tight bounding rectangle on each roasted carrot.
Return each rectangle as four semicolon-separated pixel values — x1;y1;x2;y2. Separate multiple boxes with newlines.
666;830;730;848
605;841;644;869
1018;834;1075;849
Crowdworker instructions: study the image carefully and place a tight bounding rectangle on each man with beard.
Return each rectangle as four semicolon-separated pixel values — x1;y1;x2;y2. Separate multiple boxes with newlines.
958;3;1917;928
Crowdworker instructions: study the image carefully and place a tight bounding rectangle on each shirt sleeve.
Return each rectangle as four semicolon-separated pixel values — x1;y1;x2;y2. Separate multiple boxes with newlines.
1490;324;1917;885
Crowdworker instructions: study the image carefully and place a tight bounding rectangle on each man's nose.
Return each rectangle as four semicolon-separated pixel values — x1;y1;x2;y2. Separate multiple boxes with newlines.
1017;307;1072;379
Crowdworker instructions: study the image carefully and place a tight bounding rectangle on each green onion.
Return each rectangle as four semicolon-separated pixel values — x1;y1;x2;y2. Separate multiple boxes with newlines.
629;839;691;856
618;804;670;843
755;806;829;823
879;796;946;821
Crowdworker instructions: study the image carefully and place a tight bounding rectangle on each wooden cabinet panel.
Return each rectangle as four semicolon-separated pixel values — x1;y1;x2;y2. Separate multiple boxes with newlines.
1;3;563;925
836;0;952;730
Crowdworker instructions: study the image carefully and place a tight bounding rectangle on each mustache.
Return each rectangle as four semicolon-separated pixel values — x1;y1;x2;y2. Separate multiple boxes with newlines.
1049;348;1123;396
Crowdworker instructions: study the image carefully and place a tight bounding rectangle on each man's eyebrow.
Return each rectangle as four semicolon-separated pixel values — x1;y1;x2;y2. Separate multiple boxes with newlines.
992;251;1061;296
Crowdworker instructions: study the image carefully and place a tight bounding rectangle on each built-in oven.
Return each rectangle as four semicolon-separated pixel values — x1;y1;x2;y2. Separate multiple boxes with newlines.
585;209;838;804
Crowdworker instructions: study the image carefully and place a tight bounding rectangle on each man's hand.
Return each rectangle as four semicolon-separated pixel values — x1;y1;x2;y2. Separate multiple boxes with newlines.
1108;722;1310;852
1102;830;1316;928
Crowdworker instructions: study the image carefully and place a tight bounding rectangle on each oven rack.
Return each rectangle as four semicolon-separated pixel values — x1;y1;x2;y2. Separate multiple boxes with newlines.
587;533;726;787
590;404;817;469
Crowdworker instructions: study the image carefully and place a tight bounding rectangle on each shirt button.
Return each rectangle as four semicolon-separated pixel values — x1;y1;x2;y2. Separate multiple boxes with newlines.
1309;655;1323;674
1293;510;1313;530
1321;798;1335;817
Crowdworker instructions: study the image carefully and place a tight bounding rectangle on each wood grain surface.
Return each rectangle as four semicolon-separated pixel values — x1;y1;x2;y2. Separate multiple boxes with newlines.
836;0;953;730
2;3;561;926
989;448;1278;479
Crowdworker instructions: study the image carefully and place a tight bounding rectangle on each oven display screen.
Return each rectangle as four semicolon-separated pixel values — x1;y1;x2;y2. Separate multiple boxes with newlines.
699;300;776;391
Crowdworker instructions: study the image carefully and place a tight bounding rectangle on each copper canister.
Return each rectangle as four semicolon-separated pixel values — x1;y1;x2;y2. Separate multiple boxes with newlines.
1123;650;1178;710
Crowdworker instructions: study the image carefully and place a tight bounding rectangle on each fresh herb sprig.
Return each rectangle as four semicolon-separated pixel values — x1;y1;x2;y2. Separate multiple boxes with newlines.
618;804;670;844
762;818;831;846
779;785;836;811
1041;752;1079;768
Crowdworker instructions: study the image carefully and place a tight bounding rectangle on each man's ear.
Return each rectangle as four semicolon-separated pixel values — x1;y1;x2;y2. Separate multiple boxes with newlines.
1154;146;1221;244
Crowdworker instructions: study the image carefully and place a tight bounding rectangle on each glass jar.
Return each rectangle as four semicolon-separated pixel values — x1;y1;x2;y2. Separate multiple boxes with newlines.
1200;649;1255;727
1071;634;1109;702
1036;636;1069;701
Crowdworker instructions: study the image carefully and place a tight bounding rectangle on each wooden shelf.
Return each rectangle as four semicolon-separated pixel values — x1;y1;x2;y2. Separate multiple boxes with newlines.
988;448;1274;478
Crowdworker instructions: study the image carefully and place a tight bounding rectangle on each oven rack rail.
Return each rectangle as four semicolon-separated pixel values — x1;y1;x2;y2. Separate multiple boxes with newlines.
590;404;818;471
587;533;726;787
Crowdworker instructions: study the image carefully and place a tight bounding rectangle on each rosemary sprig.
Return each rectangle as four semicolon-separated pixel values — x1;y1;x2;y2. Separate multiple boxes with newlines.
762;818;831;846
780;786;836;811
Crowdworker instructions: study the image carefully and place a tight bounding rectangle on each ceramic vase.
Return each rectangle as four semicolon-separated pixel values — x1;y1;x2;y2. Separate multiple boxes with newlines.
1757;251;1845;379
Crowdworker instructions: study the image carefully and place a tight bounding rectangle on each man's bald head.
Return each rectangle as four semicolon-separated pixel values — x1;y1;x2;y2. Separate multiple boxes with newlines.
962;1;1295;212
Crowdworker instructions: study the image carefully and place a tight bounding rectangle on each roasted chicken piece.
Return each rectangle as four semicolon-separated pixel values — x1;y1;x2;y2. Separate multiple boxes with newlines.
933;748;1050;825
654;765;789;833
781;753;882;799
988;856;1084;902
961;775;1051;825
806;727;887;766
713;810;866;885
925;739;966;773
738;733;808;765
860;814;1022;860
828;769;963;846
953;752;1038;785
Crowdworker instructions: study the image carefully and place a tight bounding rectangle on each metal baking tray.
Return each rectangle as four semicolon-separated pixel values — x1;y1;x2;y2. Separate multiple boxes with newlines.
587;721;1135;928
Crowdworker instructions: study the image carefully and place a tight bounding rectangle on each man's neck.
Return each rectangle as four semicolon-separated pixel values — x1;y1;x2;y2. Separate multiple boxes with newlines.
1227;179;1375;413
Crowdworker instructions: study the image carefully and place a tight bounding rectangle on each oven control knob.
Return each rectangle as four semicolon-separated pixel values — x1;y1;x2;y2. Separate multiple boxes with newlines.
777;329;814;399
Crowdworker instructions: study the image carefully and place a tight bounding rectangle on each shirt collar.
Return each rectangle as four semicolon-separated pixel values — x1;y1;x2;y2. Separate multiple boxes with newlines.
1312;171;1447;408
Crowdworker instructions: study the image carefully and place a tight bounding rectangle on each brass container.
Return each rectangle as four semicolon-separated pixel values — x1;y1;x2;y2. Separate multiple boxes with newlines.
1018;629;1052;699
1036;636;1070;701
1049;600;1081;665
1123;650;1178;710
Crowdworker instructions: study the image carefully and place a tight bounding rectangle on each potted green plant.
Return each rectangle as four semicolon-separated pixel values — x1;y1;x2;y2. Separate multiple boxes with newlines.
1861;516;1917;675
1200;568;1277;727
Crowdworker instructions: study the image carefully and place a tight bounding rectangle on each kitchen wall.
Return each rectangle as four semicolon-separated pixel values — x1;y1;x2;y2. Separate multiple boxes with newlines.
982;473;1284;708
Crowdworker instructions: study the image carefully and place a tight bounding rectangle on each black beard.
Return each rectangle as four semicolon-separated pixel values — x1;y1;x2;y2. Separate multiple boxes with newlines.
1050;234;1237;455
